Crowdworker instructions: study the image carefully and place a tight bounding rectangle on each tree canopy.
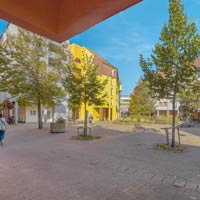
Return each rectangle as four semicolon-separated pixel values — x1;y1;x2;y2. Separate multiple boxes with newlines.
0;28;68;128
63;53;108;135
129;80;156;117
179;77;200;121
140;0;200;147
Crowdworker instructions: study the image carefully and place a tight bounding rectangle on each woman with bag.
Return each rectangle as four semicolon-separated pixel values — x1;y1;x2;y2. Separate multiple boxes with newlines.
0;113;7;146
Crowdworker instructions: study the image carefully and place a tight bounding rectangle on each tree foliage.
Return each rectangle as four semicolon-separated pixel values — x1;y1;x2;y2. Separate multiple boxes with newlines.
63;53;108;135
129;80;156;117
140;0;200;147
0;28;67;128
179;78;200;121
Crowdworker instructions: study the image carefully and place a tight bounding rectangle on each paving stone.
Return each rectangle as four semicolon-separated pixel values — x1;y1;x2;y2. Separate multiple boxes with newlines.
184;189;200;199
126;168;137;174
151;174;165;182
142;172;155;180
162;175;177;185
173;178;186;188
119;165;130;172
196;185;200;193
189;196;197;200
185;182;198;191
133;169;146;176
1;123;200;200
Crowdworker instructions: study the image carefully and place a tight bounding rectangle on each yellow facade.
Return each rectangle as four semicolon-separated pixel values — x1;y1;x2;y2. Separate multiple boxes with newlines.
70;43;120;121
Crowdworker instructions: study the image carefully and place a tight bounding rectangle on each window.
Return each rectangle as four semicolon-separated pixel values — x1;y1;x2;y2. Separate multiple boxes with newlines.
30;110;36;116
111;88;113;96
163;102;167;107
49;57;57;66
48;43;60;53
158;102;167;107
74;58;81;64
47;111;51;119
111;69;114;77
110;98;113;106
111;79;113;85
120;99;129;103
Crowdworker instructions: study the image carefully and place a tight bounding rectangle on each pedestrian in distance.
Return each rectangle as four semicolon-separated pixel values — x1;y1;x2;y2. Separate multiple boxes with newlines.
88;113;94;125
0;113;7;146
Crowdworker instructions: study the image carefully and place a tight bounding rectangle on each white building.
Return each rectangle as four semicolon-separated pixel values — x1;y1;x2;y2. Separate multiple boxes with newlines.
120;95;130;117
155;99;180;117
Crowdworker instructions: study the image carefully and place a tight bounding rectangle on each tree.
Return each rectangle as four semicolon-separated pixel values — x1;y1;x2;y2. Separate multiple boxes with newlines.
140;0;200;147
0;28;67;129
63;53;108;135
129;80;156;117
179;78;200;121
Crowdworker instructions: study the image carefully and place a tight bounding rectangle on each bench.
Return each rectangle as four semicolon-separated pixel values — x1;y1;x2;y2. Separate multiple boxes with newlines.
161;127;181;145
77;126;91;136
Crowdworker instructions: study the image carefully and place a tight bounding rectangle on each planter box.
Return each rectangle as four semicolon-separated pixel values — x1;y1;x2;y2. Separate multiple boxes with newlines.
50;122;65;133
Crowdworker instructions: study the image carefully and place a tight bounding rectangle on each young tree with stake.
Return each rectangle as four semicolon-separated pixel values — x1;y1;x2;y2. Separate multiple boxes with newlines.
140;0;200;147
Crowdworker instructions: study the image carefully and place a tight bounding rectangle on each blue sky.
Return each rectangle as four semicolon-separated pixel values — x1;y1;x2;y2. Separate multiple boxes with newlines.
0;0;200;95
71;0;200;95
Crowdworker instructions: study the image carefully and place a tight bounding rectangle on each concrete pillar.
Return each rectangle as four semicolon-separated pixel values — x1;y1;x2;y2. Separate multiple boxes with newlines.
157;110;160;117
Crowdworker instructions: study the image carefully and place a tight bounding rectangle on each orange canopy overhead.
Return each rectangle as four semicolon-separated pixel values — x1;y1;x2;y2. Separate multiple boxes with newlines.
0;0;141;42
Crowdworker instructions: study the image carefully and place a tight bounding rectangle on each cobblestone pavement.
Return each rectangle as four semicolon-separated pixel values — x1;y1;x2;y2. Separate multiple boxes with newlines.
0;123;200;200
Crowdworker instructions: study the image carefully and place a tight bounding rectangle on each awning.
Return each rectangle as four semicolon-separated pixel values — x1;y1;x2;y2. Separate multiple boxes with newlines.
0;0;142;42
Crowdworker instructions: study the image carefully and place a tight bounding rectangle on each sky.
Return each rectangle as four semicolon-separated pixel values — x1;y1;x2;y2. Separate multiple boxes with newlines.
0;0;200;95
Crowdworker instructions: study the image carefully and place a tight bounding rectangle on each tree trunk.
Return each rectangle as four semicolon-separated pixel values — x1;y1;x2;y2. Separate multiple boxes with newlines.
171;80;178;147
83;83;88;136
171;95;176;147
37;97;43;129
72;108;76;122
83;101;88;136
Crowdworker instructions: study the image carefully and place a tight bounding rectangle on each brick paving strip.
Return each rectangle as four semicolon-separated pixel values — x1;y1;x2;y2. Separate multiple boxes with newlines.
98;160;200;194
185;182;198;191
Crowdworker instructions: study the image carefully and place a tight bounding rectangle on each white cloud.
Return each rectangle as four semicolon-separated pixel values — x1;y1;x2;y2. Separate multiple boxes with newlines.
110;38;129;48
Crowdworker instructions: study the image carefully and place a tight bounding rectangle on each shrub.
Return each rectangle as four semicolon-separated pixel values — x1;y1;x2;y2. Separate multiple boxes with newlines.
118;117;132;122
153;116;180;125
140;118;146;123
55;117;66;123
71;134;101;141
118;115;180;125
132;118;138;123
156;143;186;152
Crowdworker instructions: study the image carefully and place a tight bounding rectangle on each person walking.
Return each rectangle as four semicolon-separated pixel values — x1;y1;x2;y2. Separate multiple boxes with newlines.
0;113;7;146
88;113;94;125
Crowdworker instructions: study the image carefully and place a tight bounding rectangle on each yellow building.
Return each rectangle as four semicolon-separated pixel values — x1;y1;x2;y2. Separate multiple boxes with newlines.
70;43;121;121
